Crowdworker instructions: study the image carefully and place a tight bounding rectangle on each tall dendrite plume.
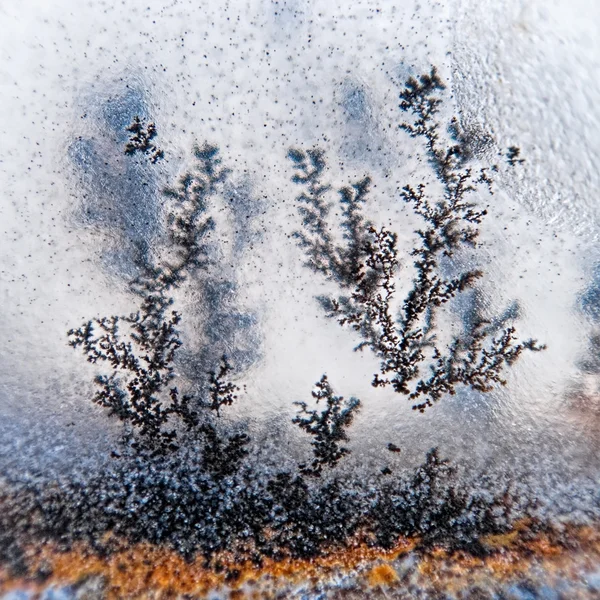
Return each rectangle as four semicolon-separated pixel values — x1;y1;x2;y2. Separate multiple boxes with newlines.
289;68;545;412
68;144;247;460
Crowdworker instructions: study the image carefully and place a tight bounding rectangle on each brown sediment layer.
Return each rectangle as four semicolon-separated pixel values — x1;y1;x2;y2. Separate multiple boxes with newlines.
1;524;600;599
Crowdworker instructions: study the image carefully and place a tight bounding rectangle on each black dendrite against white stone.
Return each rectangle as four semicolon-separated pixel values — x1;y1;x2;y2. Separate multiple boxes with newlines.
68;300;183;451
68;144;242;455
293;375;361;476
290;68;545;412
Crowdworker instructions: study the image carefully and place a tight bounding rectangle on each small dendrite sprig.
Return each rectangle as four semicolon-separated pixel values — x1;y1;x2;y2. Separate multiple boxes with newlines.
68;145;239;454
289;68;545;412
198;423;250;478
207;355;239;416
288;148;372;285
124;116;164;163
293;375;360;476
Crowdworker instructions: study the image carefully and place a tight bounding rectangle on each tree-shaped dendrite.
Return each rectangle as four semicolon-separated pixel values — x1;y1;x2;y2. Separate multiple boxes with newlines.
293;375;360;476
68;145;242;455
289;68;545;412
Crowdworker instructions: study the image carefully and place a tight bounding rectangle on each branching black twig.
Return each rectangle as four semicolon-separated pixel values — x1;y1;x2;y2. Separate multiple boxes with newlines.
293;375;360;476
288;148;373;286
198;423;250;478
289;68;545;412
68;145;240;455
207;355;239;416
68;301;183;451
132;143;229;294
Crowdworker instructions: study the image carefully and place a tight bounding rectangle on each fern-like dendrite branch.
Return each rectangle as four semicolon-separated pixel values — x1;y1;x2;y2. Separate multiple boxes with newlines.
290;69;545;411
293;375;360;476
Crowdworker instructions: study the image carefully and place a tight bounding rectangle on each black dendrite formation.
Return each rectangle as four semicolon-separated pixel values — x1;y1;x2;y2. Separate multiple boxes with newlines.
293;375;360;476
207;355;239;416
68;144;242;455
290;68;545;412
124;116;164;163
68;303;183;451
198;424;250;479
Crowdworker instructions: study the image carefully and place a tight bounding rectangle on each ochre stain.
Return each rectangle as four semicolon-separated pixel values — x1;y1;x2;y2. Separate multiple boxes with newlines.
1;525;599;599
367;563;399;587
0;536;416;599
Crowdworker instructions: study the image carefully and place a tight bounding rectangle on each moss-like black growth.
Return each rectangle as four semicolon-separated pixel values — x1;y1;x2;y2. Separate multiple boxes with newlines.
0;444;524;571
290;68;545;412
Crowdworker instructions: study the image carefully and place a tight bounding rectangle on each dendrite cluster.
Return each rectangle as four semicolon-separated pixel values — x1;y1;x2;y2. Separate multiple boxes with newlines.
38;69;552;576
70;138;359;477
290;67;545;412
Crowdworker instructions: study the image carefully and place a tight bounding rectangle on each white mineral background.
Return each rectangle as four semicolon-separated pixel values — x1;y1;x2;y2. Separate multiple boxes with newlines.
0;0;598;482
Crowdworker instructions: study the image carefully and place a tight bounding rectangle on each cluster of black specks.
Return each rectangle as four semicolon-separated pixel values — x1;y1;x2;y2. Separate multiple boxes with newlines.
124;116;164;163
293;375;361;476
290;69;545;413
